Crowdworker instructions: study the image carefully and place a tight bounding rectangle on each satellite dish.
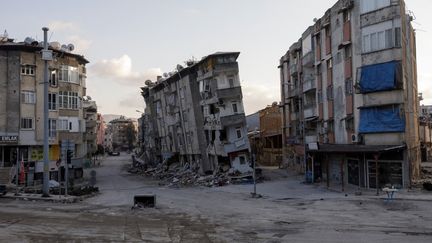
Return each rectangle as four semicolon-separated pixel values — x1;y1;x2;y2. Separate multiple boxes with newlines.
176;64;184;71
50;42;61;50
163;73;169;78
145;80;153;86
24;37;34;45
67;44;74;52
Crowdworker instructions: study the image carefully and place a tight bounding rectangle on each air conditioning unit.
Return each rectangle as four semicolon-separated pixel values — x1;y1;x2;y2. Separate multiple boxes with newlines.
351;134;362;144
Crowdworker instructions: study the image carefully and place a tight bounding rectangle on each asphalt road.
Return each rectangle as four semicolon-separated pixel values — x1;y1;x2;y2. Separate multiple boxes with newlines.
1;154;432;242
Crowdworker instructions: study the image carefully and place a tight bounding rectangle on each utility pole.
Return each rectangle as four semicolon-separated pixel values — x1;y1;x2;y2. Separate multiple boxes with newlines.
15;148;19;195
41;27;52;197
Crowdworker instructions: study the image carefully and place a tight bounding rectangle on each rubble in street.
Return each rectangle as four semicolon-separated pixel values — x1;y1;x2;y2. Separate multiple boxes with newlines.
129;157;259;188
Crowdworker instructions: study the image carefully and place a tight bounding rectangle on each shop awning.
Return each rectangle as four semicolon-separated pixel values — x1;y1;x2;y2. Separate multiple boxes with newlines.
307;144;406;153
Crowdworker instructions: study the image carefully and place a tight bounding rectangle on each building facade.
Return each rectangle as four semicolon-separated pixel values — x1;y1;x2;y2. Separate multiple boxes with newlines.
0;36;89;185
257;103;283;166
280;0;419;189
141;52;250;174
107;116;136;152
83;99;98;157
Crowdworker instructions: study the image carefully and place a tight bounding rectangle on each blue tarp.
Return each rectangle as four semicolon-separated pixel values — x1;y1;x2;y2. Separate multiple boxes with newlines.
359;106;405;133
359;61;400;93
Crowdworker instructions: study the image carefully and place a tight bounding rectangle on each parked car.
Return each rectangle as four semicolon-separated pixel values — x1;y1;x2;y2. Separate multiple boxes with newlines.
109;151;120;156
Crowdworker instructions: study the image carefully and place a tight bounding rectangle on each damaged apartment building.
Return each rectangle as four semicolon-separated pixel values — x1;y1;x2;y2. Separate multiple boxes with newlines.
279;0;419;190
0;34;90;185
140;52;250;174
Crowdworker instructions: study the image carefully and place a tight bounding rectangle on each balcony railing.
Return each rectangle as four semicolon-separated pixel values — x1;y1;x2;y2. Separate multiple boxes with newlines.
288;87;299;98
302;52;314;67
216;86;242;100
304;105;318;118
220;113;245;127
289;63;299;75
302;79;316;93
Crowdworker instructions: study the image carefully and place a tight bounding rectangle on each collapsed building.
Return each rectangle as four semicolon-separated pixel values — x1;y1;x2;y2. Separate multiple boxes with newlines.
279;0;419;190
140;52;250;174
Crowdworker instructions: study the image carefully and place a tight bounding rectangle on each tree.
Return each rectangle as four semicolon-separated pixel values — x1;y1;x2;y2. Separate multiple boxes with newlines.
125;122;137;151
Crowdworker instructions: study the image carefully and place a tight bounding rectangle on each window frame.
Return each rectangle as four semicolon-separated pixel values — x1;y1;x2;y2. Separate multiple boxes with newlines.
20;117;34;130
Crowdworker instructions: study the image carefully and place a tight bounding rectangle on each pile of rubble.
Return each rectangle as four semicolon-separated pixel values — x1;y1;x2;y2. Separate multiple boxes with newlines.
129;158;255;188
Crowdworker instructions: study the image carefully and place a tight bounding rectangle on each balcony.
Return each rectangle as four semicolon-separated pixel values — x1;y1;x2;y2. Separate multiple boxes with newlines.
362;90;404;107
302;78;316;93
86;120;97;128
302;52;314;67
223;138;249;154
304;104;318;118
85;133;97;141
216;86;242;100
305;135;318;144
289;63;299;75
290;111;299;121
288;87;299;98
220;113;245;127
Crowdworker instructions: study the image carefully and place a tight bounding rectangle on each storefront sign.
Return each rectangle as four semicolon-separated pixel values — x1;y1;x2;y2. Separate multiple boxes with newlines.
0;135;18;144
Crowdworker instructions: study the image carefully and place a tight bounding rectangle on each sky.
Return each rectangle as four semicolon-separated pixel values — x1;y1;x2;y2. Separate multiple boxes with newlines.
1;0;431;118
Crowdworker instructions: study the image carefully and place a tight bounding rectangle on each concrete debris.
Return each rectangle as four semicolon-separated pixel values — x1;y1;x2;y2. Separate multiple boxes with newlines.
129;158;260;188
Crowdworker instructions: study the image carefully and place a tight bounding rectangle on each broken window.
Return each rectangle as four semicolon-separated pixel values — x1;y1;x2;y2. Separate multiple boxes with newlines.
219;129;227;141
239;156;246;165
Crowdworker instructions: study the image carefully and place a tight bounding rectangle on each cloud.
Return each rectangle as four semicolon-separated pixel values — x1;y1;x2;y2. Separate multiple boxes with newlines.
419;72;432;104
66;35;92;52
119;93;144;108
242;84;280;114
48;21;79;32
48;21;92;53
89;55;162;86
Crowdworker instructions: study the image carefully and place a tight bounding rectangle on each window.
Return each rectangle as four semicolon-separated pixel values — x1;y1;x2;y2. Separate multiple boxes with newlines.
49;70;58;87
385;29;393;48
228;76;235;88
360;0;391;14
345;79;353;94
155;101;162;117
346;117;354;131
236;127;242;139
327;85;334;100
59;65;79;84
21;91;36;104
48;119;56;138
370;33;378;51
239;156;246;165
57;119;69;131
394;27;401;47
343;11;351;22
232;103;238;113
48;93;57;110
327;120;334;133
21;118;33;129
327;59;333;69
344;46;352;60
362;27;399;53
59;91;79;109
21;65;35;76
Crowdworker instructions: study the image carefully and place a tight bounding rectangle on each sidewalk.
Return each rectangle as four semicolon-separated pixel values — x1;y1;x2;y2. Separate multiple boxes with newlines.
1;192;80;203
